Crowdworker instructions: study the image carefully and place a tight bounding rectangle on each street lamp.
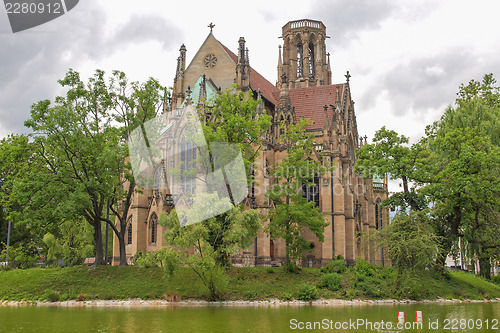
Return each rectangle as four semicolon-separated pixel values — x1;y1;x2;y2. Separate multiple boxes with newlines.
3;207;11;266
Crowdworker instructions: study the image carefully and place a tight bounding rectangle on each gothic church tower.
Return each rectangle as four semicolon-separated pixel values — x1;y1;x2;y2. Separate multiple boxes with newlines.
278;19;332;89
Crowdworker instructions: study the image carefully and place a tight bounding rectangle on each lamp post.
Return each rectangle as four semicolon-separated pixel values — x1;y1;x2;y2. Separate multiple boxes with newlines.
105;200;109;264
3;207;11;266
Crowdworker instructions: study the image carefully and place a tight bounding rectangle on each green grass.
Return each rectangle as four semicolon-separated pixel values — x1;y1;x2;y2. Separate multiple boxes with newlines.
0;265;498;302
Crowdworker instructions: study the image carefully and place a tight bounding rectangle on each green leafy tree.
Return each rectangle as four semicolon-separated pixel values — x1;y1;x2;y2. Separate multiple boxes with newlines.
164;88;271;267
104;70;165;266
379;211;440;288
266;118;329;266
355;127;427;211
421;74;499;278
42;219;94;265
0;135;44;254
23;69;164;266
160;195;260;299
157;88;270;296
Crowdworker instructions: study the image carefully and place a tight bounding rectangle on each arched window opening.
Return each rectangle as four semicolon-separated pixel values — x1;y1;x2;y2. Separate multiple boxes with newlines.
150;213;158;244
279;115;285;135
297;42;304;78
264;159;270;177
154;165;163;198
127;218;133;245
250;166;255;207
375;199;383;230
308;42;315;78
302;174;320;207
181;137;197;195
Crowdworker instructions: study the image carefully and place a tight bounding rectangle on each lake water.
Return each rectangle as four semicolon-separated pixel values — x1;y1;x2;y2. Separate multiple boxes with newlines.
0;302;498;332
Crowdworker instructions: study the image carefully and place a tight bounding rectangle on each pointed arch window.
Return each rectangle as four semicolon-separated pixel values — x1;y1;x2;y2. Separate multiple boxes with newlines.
127;217;133;245
150;213;158;244
302;173;320;207
279;115;285;135
297;42;304;78
375;199;383;229
250;166;256;208
308;42;315;78
181;137;197;195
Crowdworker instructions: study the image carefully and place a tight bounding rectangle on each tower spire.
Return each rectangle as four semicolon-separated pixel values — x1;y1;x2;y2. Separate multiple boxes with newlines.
236;37;250;90
277;45;283;88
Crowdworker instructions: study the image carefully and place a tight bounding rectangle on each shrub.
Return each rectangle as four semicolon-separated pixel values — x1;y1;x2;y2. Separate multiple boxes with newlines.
297;283;318;302
320;256;346;274
318;273;342;291
284;261;301;273
280;292;293;301
491;275;500;285
354;259;375;281
43;289;60;302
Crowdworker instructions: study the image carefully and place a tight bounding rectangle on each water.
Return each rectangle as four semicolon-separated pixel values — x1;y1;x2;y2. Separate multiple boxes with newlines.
0;302;498;332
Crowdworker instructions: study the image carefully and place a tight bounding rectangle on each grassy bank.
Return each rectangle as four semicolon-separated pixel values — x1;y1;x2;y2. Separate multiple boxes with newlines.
1;263;499;303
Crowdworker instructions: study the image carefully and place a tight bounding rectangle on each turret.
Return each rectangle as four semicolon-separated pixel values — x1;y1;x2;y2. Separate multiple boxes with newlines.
235;37;250;90
279;19;330;89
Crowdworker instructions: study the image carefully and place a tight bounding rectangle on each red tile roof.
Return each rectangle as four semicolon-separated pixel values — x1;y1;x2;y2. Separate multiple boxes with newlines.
220;43;279;105
219;38;345;130
272;84;345;130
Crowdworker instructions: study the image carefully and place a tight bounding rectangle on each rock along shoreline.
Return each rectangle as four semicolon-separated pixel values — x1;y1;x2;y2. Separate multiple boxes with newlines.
1;298;498;308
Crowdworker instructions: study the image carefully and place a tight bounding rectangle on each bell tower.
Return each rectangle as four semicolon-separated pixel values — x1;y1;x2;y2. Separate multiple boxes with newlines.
278;19;331;89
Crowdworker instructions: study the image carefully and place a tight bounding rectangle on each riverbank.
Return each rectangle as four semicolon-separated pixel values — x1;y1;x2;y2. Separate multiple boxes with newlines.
1;265;499;303
2;297;499;308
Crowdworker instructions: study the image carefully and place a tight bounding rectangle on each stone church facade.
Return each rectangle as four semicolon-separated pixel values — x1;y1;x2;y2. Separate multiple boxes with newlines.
113;19;389;267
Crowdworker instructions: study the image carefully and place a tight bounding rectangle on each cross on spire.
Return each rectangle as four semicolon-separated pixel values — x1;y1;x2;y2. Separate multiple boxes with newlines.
208;22;215;33
345;70;351;83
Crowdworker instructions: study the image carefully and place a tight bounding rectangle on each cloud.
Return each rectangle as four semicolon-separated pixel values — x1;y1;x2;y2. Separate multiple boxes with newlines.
360;48;498;118
0;1;182;137
308;0;397;45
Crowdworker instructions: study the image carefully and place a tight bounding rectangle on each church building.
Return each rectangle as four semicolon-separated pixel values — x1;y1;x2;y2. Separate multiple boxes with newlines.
113;19;388;267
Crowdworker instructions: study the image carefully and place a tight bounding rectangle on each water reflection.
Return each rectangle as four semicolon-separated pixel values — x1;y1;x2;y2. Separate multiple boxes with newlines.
0;302;498;333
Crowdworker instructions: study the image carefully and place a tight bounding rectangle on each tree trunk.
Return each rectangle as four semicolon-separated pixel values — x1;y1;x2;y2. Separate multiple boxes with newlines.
118;221;127;267
93;219;104;265
479;256;491;280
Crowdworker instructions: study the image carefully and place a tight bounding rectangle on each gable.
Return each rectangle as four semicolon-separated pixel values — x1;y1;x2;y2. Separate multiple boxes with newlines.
183;33;237;92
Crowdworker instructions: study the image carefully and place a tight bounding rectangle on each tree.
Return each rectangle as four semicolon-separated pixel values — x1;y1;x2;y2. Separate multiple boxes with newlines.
0;134;60;259
23;69;164;266
422;74;499;277
355;127;427;211
104;71;165;266
425;111;499;277
160;195;260;299
42;218;94;265
379;211;440;291
266;118;329;266
196;88;272;266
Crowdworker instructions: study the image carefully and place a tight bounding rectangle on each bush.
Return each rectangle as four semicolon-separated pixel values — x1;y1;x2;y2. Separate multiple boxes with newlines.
320;256;346;274
297;283;318;301
318;273;342;291
284;261;301;273
280;292;293;301
354;260;375;281
491;275;500;285
43;289;60;302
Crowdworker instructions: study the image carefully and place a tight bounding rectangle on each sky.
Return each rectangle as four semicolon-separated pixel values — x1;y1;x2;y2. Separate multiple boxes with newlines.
1;0;499;144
